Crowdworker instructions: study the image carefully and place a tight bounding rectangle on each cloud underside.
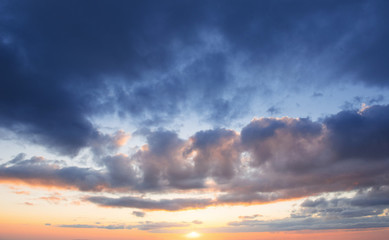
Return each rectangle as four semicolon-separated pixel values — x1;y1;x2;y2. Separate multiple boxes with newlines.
0;105;389;212
57;187;389;233
1;0;389;156
225;186;389;232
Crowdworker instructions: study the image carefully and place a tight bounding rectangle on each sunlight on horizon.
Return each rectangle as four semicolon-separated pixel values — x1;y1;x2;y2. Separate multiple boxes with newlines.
186;231;201;238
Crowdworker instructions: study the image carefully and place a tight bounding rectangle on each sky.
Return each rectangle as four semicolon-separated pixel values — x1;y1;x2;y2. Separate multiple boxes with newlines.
1;0;389;239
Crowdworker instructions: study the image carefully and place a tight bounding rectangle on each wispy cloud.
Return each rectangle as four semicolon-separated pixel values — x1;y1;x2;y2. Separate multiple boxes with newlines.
57;221;191;232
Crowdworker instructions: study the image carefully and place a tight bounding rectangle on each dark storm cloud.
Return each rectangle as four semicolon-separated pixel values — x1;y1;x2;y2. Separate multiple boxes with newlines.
324;105;389;159
1;0;389;156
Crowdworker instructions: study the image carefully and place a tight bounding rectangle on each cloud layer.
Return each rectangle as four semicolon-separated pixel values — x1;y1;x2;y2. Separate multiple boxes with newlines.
1;1;389;234
1;0;389;156
227;187;389;232
1;105;389;212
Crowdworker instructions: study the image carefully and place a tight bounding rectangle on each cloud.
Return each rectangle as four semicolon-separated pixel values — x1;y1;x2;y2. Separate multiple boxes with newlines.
89;130;131;159
312;92;323;98
135;221;190;231
39;192;67;204
13;190;30;195
1;0;389;157
87;196;213;211
132;211;146;218
58;224;126;230
0;155;108;191
57;221;190;232
266;106;281;115
239;214;261;220
227;215;389;232
324;104;389;160
1;105;389;213
227;187;389;232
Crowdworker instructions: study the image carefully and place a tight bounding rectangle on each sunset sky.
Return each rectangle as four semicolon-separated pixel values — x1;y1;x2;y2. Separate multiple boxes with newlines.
1;0;389;239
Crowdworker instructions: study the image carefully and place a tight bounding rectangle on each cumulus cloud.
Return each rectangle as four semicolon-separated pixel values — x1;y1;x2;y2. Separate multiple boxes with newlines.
0;106;389;212
89;130;131;159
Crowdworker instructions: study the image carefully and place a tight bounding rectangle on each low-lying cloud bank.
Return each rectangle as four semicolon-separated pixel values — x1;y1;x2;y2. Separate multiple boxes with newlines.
1;105;389;211
227;187;389;232
58;221;191;232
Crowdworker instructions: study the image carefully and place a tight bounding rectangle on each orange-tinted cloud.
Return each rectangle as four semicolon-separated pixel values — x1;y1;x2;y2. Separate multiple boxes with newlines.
1;106;389;217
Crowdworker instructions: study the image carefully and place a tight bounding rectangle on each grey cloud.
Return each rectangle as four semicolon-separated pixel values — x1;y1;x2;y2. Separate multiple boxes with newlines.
190;128;241;183
312;92;323;98
340;95;385;111
266;106;281;115
350;186;389;207
239;214;261;220
226;188;389;232
57;221;190;232
58;224;126;230
324;105;389;160
294;188;389;220
132;211;146;218
301;197;328;208
136;221;190;231
102;154;138;188
87;196;213;211
0;155;107;191
89;130;130;159
1;106;389;212
227;216;389;232
134;130;202;190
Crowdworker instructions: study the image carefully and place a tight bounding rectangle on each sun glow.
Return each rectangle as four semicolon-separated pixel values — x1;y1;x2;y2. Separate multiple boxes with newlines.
186;231;201;238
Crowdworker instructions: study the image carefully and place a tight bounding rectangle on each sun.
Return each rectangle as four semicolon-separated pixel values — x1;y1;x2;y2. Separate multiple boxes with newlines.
186;231;201;238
